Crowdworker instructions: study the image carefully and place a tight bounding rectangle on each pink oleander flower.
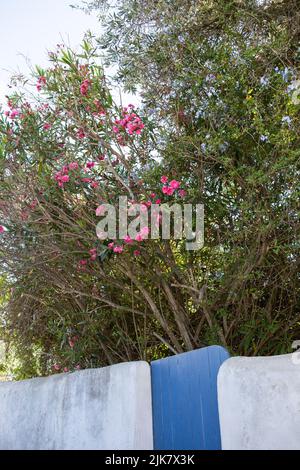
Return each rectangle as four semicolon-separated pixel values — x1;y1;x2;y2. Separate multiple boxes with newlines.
86;161;95;169
123;235;133;244
79;259;87;266
162;186;175;196
96;205;106;216
108;242;114;249
161;176;168;184
10;109;20;119
134;250;141;256
81;177;92;183
80;78;91;96
69;162;79;170
43;123;51;130
169;179;181;190
114;109;144;136
60;175;69;183
64;368;69;373
0;225;4;234
135;233;143;242
53;364;61;371
89;248;97;261
113;245;123;254
98;154;105;161
76;128;86;139
155;199;162;204
179;189;187;198
36;76;46;92
91;181;99;189
150;193;156;199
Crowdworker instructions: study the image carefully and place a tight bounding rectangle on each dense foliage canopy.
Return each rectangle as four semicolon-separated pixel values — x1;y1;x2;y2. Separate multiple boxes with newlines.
0;0;299;378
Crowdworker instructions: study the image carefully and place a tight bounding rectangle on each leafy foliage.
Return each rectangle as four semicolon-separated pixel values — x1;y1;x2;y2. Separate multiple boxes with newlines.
0;0;300;378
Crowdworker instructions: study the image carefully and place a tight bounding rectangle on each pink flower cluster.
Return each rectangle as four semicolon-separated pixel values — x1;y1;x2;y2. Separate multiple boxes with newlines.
77;247;98;270
149;193;161;204
106;226;149;256
0;225;4;234
54;161;100;189
54;162;77;187
160;176;186;197
78;259;88;270
69;162;79;170
80;78;91;96
4;108;20;119
36;76;46;92
54;166;70;188
113;106;145;136
89;248;97;261
107;241;141;257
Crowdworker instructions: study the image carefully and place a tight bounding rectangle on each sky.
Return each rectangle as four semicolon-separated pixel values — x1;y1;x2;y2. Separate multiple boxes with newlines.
0;0;137;105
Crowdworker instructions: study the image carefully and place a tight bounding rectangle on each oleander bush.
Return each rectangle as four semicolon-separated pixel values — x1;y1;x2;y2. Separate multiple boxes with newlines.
0;0;300;378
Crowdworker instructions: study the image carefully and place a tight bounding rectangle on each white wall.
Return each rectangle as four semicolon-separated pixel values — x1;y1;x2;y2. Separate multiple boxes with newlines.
218;354;300;450
0;361;153;450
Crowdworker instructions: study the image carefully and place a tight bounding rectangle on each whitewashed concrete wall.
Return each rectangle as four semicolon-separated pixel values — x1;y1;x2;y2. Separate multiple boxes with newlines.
0;361;153;450
218;354;300;450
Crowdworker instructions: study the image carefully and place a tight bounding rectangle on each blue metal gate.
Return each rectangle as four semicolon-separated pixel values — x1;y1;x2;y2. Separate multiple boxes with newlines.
151;346;230;450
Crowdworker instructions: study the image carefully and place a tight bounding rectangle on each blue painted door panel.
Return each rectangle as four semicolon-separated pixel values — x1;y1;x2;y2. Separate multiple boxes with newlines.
151;346;230;450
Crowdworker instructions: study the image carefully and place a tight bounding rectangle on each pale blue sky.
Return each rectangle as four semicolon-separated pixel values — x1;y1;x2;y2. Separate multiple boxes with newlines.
0;0;138;107
0;0;100;102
